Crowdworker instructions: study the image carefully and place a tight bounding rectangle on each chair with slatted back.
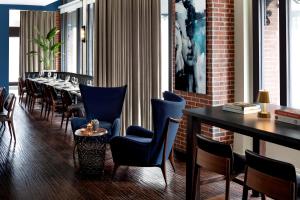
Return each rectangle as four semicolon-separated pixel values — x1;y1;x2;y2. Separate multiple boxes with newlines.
44;86;62;124
192;135;245;200
60;90;84;133
242;150;300;200
18;77;27;105
29;80;42;112
0;93;17;140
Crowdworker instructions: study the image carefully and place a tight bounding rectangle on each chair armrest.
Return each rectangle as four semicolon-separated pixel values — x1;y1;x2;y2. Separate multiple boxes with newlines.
126;125;154;138
168;117;181;124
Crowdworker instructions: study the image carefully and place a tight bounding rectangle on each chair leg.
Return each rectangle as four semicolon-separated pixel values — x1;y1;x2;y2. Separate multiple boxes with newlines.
225;176;231;200
169;147;176;172
112;164;119;178
192;165;199;200
261;194;266;200
65;117;69;133
60;113;65;128
40;102;44;118
9;121;16;141
160;162;167;185
242;185;248;200
50;107;54;124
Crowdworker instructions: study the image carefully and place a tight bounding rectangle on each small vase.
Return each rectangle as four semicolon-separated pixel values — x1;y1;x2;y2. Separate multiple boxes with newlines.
93;121;99;131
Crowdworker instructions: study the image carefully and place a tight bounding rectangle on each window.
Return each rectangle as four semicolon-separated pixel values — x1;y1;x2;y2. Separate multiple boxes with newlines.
161;0;169;92
64;10;78;73
87;3;94;76
61;1;94;76
261;0;280;105
9;10;20;84
288;0;300;108
253;0;300;107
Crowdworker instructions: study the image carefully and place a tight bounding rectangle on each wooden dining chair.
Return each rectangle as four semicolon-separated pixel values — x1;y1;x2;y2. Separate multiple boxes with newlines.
29;80;42;112
47;86;63;124
60;90;84;133
192;135;245;200
18;77;27;105
0;94;17;140
242;150;299;200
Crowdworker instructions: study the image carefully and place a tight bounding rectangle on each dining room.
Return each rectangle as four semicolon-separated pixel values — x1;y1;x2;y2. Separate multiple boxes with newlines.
1;0;300;200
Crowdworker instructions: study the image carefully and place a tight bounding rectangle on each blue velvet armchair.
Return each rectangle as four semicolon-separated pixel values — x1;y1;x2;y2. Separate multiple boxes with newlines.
110;91;186;184
71;84;127;142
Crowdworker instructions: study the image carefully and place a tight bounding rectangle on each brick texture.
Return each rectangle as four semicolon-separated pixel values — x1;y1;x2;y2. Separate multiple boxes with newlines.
172;0;235;153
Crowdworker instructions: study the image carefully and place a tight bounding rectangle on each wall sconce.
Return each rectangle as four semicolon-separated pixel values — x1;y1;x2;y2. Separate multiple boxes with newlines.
257;90;271;118
81;26;86;43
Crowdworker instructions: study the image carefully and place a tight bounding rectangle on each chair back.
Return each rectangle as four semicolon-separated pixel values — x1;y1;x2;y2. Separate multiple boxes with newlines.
196;135;233;176
150;91;185;165
0;87;7;112
18;77;24;95
3;94;16;119
61;90;73;110
244;150;297;200
79;84;127;122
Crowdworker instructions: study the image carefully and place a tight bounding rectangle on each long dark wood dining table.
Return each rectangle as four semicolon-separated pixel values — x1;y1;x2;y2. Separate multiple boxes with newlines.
28;77;81;97
184;105;300;200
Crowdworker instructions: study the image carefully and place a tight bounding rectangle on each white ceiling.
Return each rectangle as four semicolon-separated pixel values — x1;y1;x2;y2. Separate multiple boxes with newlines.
0;0;58;6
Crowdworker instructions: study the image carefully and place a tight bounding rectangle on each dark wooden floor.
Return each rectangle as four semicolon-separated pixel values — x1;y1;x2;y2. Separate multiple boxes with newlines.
0;91;263;200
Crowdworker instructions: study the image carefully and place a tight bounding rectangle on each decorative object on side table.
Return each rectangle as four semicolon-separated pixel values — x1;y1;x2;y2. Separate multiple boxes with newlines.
257;90;271;118
91;119;100;131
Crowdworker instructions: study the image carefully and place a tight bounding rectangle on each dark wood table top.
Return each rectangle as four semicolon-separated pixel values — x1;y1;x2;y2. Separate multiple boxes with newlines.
184;105;300;150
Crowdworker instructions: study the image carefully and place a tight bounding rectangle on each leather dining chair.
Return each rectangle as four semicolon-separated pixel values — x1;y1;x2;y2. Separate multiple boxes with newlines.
192;135;245;200
0;93;17;140
242;150;300;200
61;90;84;133
18;77;27;105
110;91;186;185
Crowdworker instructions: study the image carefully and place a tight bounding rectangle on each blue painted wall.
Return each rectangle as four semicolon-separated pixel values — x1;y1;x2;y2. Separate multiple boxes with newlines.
0;1;61;90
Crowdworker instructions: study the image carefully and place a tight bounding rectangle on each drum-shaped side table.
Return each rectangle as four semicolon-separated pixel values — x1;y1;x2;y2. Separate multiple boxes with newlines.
75;128;108;174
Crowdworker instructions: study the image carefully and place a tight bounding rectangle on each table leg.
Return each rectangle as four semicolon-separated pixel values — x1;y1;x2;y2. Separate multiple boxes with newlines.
186;116;200;200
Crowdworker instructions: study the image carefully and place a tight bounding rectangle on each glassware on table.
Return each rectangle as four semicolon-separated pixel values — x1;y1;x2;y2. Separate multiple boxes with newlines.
87;80;93;86
74;77;78;86
47;72;52;79
39;71;44;78
65;75;70;82
53;73;57;81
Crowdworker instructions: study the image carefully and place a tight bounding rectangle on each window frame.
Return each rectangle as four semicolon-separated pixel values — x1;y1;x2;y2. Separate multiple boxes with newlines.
253;0;288;106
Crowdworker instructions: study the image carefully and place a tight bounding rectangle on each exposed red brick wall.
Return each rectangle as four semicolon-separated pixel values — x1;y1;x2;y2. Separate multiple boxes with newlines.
172;0;235;153
55;12;61;72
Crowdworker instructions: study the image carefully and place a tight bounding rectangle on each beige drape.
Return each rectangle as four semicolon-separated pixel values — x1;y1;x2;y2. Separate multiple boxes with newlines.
20;11;56;77
94;0;161;132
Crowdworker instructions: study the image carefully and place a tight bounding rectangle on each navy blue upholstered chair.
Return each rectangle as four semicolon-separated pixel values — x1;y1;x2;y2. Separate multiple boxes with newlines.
71;84;127;139
110;91;186;185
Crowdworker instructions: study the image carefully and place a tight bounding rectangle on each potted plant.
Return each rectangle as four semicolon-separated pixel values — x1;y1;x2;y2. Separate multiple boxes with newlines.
28;27;61;71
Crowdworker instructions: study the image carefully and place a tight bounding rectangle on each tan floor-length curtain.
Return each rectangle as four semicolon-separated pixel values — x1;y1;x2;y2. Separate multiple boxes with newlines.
94;0;161;132
20;11;56;78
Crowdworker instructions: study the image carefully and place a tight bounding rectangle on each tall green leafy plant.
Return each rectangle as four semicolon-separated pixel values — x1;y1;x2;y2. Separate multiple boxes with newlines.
28;27;61;70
